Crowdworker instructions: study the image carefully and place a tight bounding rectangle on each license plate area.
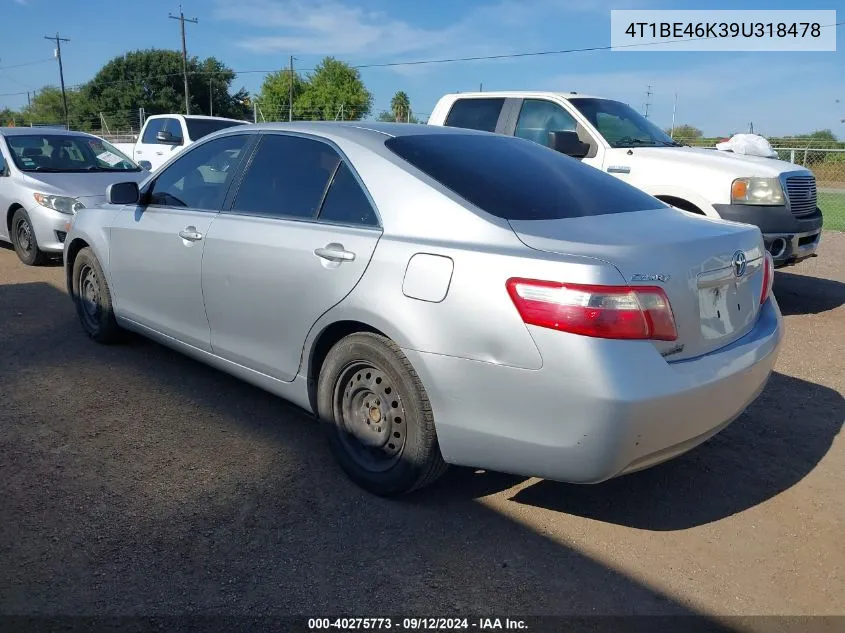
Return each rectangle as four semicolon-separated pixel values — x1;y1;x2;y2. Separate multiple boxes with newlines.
697;265;759;341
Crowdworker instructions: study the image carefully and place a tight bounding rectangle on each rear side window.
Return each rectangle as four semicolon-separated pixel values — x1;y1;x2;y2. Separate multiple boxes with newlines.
443;98;504;132
185;118;246;141
385;133;665;221
318;163;379;227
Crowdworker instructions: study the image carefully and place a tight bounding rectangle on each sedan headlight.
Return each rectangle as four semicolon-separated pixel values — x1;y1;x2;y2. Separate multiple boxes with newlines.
730;177;785;205
33;193;86;215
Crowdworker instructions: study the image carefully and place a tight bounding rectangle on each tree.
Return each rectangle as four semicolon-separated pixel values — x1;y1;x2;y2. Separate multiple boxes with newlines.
376;109;420;124
0;107;24;126
295;57;373;121
257;69;308;121
84;49;250;128
21;87;96;130
390;91;411;122
667;124;703;139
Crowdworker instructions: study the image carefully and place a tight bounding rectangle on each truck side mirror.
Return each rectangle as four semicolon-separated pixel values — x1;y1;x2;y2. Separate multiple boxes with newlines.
156;130;182;145
138;160;153;171
549;130;590;159
106;181;140;205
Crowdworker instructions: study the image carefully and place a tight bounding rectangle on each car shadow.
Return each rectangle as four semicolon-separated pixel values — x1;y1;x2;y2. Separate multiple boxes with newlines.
503;372;842;530
0;241;63;266
774;270;845;316
0;277;829;623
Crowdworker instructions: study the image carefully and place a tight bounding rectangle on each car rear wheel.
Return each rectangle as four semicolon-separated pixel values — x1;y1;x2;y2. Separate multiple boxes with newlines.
317;332;448;496
71;247;123;344
11;208;47;266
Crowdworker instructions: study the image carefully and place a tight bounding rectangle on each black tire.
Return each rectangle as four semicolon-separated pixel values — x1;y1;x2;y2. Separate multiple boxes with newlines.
11;208;47;266
317;332;448;496
71;247;123;344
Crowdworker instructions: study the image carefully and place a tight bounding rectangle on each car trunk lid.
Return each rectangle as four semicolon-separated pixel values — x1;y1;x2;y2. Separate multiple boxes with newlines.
508;208;766;361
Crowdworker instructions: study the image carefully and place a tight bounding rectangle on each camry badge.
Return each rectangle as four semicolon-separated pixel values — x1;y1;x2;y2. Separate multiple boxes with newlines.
631;273;670;283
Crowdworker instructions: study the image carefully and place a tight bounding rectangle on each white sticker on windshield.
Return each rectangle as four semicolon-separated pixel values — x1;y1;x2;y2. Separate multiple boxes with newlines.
97;151;123;166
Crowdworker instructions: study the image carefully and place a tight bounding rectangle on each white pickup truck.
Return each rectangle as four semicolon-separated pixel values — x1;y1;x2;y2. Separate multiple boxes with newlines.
114;114;247;173
428;91;823;267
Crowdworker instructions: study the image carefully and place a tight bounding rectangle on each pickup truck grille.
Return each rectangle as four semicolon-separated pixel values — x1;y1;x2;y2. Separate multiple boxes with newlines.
785;175;817;217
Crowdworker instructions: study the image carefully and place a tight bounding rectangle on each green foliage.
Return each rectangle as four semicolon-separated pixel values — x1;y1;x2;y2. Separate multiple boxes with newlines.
21;86;95;130
376;109;419;124
84;49;249;126
667;124;703;139
390;91;411;122
295;57;373;121
257;69;308;121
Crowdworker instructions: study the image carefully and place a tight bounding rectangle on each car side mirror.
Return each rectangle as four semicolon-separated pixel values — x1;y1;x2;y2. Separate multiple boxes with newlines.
156;130;182;145
106;181;140;205
549;130;590;158
138;160;152;171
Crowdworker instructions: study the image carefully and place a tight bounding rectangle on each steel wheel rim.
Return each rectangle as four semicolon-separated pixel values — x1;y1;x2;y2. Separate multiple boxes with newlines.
15;218;33;254
78;264;101;332
333;362;407;472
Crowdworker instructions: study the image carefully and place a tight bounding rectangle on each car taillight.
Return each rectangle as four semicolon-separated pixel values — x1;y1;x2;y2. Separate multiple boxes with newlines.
506;278;678;341
760;251;774;305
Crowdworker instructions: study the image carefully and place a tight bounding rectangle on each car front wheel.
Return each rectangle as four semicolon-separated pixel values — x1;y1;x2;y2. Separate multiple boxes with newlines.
11;208;47;266
317;332;448;496
71;247;123;344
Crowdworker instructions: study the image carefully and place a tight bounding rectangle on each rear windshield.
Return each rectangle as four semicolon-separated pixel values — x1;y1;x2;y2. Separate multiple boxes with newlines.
384;133;665;221
185;118;246;141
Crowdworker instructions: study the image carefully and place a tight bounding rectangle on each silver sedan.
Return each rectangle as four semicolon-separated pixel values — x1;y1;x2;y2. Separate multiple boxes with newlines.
0;128;145;265
63;122;783;496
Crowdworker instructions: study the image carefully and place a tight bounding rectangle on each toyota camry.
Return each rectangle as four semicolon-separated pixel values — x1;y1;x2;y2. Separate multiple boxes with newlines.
63;122;782;496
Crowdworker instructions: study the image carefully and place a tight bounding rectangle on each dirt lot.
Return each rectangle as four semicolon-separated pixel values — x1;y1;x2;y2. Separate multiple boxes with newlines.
0;234;843;627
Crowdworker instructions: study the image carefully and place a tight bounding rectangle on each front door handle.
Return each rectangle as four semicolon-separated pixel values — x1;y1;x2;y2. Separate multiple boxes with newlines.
314;243;355;262
178;226;203;242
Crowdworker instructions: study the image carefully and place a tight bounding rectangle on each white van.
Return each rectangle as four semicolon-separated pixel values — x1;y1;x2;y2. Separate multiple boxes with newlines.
428;92;823;267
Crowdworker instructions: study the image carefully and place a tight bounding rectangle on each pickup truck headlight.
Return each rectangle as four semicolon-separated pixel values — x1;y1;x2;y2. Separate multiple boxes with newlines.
730;177;785;205
33;193;86;215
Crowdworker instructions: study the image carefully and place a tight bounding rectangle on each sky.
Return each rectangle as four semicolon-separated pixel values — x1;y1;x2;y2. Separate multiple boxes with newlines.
1;0;842;136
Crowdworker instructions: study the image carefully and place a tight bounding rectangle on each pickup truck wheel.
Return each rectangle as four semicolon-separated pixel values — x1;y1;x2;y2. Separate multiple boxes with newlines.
11;208;47;266
317;332;448;496
71;247;123;344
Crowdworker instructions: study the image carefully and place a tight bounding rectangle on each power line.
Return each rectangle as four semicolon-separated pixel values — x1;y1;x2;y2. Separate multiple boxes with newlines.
0;57;54;71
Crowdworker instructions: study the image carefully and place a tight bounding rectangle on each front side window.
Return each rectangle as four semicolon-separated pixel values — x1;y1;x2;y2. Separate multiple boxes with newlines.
5;134;140;173
385;133;664;221
142;118;183;144
443;98;505;133
0;146;7;174
231;134;340;220
515;99;578;148
568;98;679;148
148;134;250;210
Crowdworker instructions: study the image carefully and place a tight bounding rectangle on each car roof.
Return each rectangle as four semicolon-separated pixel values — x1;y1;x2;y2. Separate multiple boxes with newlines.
243;120;491;140
439;91;605;101
147;114;245;122
0;127;99;138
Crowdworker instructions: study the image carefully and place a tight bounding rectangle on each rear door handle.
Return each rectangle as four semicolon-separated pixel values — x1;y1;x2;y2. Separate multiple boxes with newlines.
314;244;355;262
178;226;203;242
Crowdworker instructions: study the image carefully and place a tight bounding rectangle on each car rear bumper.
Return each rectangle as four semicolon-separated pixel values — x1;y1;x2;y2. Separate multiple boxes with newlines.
404;297;783;484
712;204;823;267
27;204;72;253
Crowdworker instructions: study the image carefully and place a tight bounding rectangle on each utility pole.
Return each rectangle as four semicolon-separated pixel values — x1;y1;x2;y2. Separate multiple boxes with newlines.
288;55;295;122
209;76;213;116
44;33;70;129
169;5;198;115
26;91;31;107
643;84;653;119
479;83;483;92
670;92;678;138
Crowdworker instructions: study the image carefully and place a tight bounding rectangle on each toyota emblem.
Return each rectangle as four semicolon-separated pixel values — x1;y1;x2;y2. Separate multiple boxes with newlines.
732;250;747;278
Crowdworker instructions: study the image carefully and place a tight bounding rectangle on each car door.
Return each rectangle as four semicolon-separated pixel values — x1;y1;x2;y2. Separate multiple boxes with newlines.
201;132;382;382
0;140;12;243
108;132;253;351
135;117;184;171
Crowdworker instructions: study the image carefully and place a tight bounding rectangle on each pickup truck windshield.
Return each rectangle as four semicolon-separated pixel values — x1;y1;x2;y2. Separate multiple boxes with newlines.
568;98;682;149
6;134;140;173
185;118;246;141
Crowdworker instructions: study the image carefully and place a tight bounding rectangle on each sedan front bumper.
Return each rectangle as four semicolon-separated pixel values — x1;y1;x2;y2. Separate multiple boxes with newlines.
404;298;783;484
26;204;73;253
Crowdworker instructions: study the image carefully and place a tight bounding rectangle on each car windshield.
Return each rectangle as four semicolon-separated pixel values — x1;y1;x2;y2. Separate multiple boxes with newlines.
568;98;682;149
185;118;246;141
6;134;141;173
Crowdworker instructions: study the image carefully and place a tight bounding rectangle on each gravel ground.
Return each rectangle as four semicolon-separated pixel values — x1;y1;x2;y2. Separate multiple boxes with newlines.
0;234;842;627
